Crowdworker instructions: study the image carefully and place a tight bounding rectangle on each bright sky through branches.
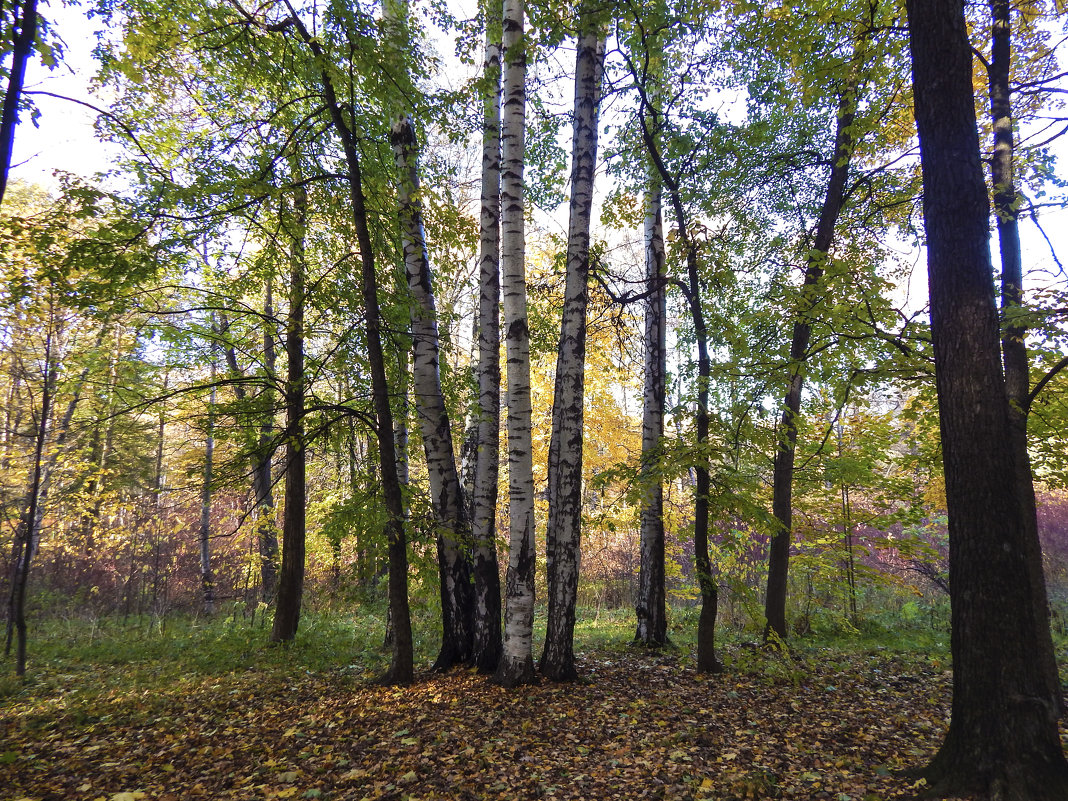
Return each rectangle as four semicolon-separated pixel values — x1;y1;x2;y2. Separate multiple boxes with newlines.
7;0;1066;293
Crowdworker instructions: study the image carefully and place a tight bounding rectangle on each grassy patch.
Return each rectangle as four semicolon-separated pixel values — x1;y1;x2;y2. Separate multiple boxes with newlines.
0;608;971;801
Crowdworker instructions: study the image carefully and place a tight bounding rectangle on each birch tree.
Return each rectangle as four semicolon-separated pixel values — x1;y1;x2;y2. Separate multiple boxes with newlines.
392;115;476;669
540;5;606;682
470;0;504;674
494;0;537;688
632;15;669;648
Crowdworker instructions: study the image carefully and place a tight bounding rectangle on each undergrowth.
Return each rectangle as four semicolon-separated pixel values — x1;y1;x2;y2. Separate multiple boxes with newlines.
0;601;959;709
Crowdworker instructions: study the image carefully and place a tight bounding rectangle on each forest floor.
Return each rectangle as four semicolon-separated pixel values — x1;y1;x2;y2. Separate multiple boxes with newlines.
1;613;1064;801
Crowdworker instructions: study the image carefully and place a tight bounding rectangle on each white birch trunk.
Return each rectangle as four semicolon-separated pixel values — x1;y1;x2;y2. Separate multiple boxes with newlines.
391;116;474;668
494;0;537;687
471;0;504;673
539;21;606;682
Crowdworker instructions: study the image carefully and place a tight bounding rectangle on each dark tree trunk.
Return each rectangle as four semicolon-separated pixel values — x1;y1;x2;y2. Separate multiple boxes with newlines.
313;67;415;684
539;17;605;683
0;0;37;206
271;178;307;643
907;0;1068;795
199;373;217;617
6;320;100;661
277;8;411;681
257;279;279;603
635;81;722;674
221;296;279;605
987;0;1061;713
634;177;668;648
5;325;54;676
764;79;859;644
685;245;722;676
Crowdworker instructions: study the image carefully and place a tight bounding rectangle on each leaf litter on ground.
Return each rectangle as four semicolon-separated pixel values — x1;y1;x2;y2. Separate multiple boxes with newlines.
3;643;1064;801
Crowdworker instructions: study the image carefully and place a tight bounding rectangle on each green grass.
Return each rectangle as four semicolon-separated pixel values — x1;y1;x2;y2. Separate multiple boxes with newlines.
0;599;960;710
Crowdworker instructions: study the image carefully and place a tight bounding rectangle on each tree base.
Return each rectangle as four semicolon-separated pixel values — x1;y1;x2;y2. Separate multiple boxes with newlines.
492;654;538;688
431;643;467;673
377;663;414;687
920;729;1068;801
539;660;579;683
920;762;1068;801
631;635;674;650
696;656;724;674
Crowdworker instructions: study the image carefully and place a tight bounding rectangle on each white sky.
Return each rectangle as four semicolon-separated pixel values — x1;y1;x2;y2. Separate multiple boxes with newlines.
9;0;117;188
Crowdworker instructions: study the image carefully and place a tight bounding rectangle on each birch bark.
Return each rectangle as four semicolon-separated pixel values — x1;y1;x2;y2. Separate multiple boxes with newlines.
494;0;537;688
539;19;606;682
391;116;475;669
634;80;722;673
471;0;504;673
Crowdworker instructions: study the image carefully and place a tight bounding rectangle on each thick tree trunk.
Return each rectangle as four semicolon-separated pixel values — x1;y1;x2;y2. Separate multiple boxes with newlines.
634;179;669;648
987;0;1061;713
271;178;307;643
540;22;605;683
764;77;859;644
471;0;504;674
494;0;538;688
0;0;37;206
391;116;476;670
907;0;1068;795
